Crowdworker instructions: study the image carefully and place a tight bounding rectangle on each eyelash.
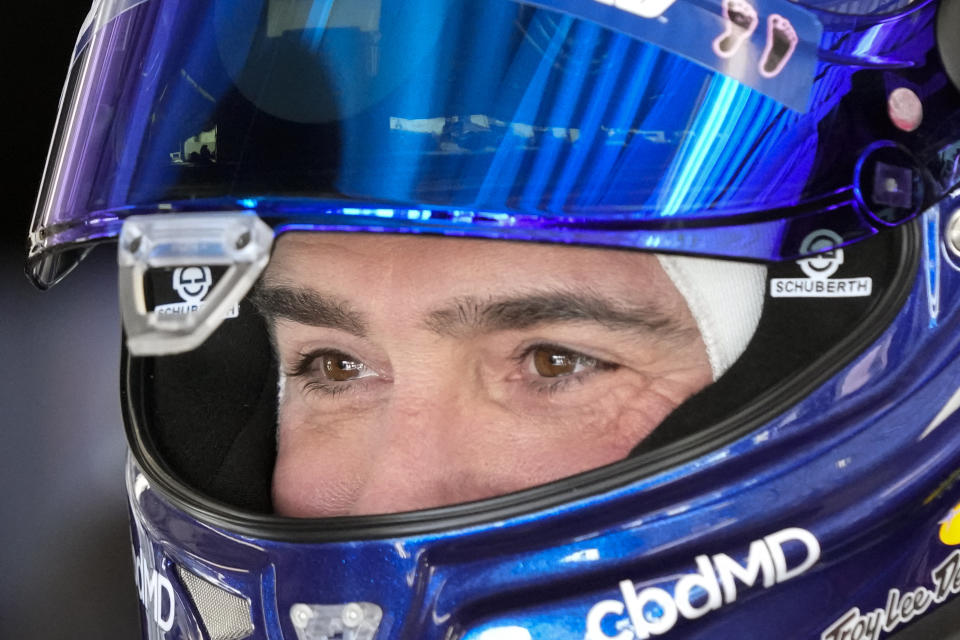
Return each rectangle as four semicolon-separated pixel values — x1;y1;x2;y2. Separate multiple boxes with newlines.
300;380;363;398
529;376;582;396
287;350;376;399
515;343;619;396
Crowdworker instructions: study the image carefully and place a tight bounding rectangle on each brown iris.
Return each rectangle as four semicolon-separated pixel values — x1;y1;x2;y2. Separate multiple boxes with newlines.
321;353;365;381
532;347;582;378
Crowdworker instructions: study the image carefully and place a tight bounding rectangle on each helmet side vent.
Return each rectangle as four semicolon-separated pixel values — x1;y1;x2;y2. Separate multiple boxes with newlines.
176;566;255;640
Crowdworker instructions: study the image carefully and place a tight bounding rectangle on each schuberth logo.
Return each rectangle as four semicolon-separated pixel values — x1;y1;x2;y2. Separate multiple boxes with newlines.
154;266;239;319
771;229;873;298
172;266;212;303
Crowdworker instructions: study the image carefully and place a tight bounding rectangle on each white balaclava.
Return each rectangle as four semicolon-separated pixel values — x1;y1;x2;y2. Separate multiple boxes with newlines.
657;255;767;380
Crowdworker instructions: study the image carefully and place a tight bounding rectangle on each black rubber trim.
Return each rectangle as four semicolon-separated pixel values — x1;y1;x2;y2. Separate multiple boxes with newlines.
122;221;920;542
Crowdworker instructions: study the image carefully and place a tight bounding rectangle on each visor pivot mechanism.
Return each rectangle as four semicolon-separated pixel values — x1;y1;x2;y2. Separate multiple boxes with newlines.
118;212;273;356
854;143;928;225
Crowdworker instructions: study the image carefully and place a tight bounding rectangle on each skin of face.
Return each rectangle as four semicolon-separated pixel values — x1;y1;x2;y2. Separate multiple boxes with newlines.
257;233;712;517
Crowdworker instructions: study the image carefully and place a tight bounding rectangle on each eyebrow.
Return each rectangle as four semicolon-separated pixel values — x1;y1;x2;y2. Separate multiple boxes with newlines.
251;284;691;341
424;290;691;339
251;283;368;337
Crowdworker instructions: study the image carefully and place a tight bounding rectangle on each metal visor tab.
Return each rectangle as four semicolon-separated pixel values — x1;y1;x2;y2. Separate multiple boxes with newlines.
118;213;273;356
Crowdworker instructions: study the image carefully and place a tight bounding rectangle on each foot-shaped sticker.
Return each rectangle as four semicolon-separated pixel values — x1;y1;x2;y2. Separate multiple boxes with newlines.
759;14;798;78
712;0;758;59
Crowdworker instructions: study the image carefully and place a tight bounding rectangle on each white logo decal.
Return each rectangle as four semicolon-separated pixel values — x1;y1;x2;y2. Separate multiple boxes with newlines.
821;548;960;640
594;0;679;20
154;265;239;319
771;229;873;298
798;229;845;279
172;266;212;303
585;527;820;639
134;550;175;633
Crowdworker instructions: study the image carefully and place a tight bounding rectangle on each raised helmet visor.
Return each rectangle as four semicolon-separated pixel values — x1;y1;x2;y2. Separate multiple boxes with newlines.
27;0;960;289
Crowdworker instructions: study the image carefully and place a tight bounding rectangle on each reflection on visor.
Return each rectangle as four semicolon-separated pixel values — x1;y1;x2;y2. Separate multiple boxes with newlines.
28;0;960;287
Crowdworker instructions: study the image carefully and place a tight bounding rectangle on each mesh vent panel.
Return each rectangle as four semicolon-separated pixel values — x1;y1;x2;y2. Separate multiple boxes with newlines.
177;566;254;640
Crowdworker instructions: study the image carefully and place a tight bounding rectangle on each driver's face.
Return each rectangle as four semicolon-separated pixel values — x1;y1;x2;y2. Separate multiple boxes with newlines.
257;233;712;517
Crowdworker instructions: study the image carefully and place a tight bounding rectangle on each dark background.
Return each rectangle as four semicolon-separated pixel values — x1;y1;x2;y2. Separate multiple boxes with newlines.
2;3;141;637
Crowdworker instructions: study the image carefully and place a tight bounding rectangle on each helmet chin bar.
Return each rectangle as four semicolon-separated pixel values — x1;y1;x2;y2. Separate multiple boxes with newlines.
118;213;274;356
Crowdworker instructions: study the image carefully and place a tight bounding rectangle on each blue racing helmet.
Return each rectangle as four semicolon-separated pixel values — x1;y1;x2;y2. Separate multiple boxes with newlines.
26;0;960;638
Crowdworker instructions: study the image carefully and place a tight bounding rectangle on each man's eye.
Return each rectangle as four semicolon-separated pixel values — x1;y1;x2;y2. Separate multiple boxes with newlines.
532;347;580;377
288;350;376;385
321;353;367;381
528;345;615;378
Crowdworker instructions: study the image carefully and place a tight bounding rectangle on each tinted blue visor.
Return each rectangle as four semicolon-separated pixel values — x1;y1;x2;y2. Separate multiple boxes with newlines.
28;0;960;287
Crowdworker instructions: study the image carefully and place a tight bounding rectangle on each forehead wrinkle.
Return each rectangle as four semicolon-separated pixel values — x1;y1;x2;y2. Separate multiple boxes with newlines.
423;289;691;339
250;281;368;337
